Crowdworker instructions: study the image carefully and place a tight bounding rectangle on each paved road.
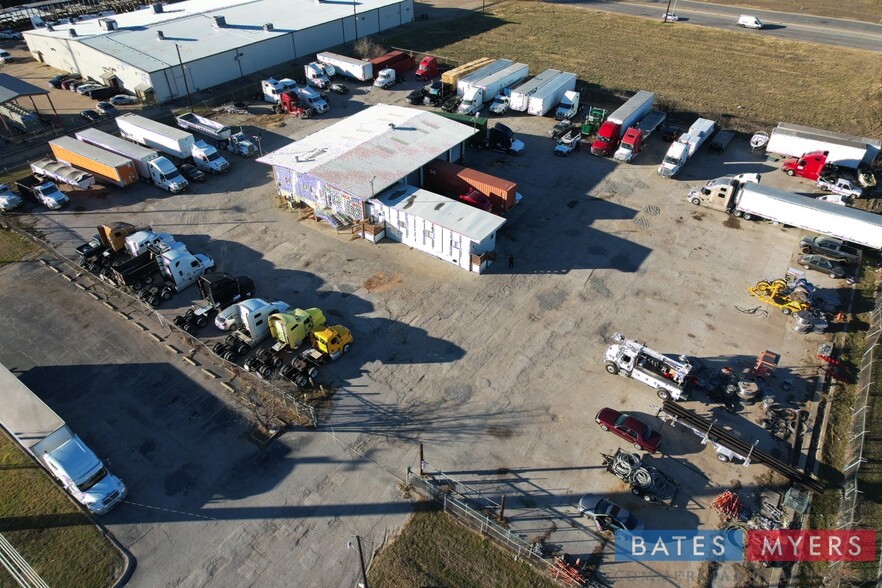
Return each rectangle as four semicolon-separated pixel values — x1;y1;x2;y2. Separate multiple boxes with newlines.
555;0;882;52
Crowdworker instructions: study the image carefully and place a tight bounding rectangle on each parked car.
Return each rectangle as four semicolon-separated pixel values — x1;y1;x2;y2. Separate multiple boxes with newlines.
405;88;426;104
578;494;644;533
441;95;462;113
328;82;348;95
67;80;87;92
797;254;848;279
178;163;205;182
61;78;82;90
0;30;22;40
662;124;683;142
662;13;679;22
109;94;139;106
95;101;118;117
76;83;104;95
0;50;12;64
80;109;102;123
48;74;73;88
595;408;662;452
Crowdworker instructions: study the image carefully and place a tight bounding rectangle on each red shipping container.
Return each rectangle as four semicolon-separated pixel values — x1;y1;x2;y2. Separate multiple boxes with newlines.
370;51;414;78
422;159;517;213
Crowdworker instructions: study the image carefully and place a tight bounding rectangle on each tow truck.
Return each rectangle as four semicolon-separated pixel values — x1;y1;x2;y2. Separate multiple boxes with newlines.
604;332;696;400
601;449;678;507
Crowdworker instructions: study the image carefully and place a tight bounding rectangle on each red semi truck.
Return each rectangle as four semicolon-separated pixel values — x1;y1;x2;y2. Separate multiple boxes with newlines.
591;90;655;157
415;56;438;80
782;150;830;181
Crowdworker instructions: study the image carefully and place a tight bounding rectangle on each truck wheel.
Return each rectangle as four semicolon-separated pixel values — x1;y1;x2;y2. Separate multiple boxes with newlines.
101;258;112;268
259;365;273;378
631;488;641;496
717;453;731;463
295;375;308;387
782;308;792;315
236;342;250;356
161;289;173;300
307;367;319;379
149;296;161;307
343;343;351;354
173;316;186;327
212;343;227;354
279;365;295;378
786;170;795;176
732;210;742;218
691;197;701;206
600;424;609;431
195;316;208;328
742;213;753;221
273;357;284;369
223;350;237;361
132;281;143;291
144;275;153;285
657;389;670;400
183;322;196;334
801;247;812;254
643;494;653;502
604;362;619;375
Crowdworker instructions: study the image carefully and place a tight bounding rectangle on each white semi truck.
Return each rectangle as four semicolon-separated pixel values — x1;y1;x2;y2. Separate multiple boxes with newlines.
116;114;229;174
688;179;882;249
0;363;127;515
75;128;189;193
658;118;716;177
458;63;529;115
604;332;696;400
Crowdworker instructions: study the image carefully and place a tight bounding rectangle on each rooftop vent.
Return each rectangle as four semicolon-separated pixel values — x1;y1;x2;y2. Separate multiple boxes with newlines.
98;18;118;31
68;28;77;37
152;3;163;14
212;15;226;28
157;30;165;40
263;23;273;31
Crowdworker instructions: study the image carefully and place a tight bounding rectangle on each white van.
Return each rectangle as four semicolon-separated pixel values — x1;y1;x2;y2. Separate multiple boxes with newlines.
737;15;763;29
0;50;13;64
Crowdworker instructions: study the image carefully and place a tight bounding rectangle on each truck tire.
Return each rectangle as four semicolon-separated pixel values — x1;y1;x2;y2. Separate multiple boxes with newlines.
801;246;812;254
657;389;670;400
149;295;161;307
195;316;208;328
101;258;113;268
259;365;273;378
212;343;227;354
786;169;795;176
343;343;351;354
307;366;319;379
183;322;196;334
716;453;731;463
144;275;153;285
643;494;652;502
161;289;173;300
781;308;792;315
604;362;619;375
132;281;143;291
236;342;250;356
295;375;308;387
732;210;742;218
279;365;295;379
691;197;701;206
223;350;238;361
742;213;753;221
272;357;284;369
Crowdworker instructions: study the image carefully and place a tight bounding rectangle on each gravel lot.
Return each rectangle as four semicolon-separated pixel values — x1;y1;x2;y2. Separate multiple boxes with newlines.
3;63;854;586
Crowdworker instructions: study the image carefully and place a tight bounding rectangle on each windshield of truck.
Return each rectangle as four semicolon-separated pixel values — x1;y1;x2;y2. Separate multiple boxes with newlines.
595;135;609;145
663;155;679;165
77;466;108;492
206;151;220;161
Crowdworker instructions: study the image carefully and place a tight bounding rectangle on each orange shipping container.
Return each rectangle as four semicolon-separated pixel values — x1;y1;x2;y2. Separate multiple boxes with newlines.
423;159;517;213
49;136;138;187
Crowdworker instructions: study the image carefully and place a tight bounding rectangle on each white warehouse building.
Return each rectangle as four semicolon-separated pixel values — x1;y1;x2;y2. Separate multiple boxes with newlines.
258;104;506;273
22;0;414;103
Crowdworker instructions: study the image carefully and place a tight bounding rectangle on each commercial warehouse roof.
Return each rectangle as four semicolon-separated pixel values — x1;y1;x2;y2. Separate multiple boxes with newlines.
0;73;48;105
374;185;506;243
258;104;478;200
23;0;409;73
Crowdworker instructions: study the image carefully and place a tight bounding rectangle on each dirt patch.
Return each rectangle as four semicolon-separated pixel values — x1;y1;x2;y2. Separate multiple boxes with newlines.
364;272;402;292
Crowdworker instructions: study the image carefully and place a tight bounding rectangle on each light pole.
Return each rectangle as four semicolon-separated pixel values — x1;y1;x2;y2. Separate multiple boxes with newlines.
175;43;193;111
353;0;359;41
347;536;369;588
663;0;673;22
252;132;263;157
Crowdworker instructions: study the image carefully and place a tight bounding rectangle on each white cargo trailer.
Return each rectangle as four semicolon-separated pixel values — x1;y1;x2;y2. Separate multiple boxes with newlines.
509;69;561;112
317;52;372;81
766;122;881;168
456;59;513;97
116;114;229;174
458;63;528;115
526;72;577;116
658;118;716;178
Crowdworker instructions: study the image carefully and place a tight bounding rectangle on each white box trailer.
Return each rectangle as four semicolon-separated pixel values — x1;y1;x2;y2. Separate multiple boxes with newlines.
736;184;882;249
317;52;372;81
458;63;529;115
526;72;577;116
766;122;881;168
509;69;560;112
456;59;513;96
117;114;195;160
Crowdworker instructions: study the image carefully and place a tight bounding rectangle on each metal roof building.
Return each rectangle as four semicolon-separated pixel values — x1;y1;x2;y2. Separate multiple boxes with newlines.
22;0;413;103
259;104;503;273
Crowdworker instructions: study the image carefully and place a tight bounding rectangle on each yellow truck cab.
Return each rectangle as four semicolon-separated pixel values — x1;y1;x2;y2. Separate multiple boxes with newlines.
310;325;352;360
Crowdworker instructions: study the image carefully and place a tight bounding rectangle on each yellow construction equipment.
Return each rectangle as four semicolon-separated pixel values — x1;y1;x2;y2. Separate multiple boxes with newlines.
747;279;812;315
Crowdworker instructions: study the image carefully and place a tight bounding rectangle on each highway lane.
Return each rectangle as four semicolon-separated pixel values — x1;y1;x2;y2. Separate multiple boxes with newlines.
553;0;882;52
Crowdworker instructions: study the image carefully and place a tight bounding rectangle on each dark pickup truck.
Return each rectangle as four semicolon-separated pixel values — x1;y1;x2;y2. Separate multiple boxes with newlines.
799;236;861;264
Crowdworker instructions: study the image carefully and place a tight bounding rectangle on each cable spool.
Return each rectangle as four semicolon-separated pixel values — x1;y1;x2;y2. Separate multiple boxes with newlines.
611;451;640;478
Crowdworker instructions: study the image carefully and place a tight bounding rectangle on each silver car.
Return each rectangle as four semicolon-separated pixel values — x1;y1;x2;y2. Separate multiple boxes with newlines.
578;494;644;533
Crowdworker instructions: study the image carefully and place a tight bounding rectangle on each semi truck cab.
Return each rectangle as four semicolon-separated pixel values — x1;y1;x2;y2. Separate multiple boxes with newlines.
191;140;230;174
42;434;127;515
149;157;188;193
310;325;353;360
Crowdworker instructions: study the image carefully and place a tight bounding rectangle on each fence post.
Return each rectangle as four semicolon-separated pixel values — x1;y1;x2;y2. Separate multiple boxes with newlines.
419;442;424;476
499;495;505;522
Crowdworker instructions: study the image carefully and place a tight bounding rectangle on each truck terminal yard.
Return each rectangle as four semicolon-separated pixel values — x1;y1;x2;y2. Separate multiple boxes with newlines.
1;1;882;587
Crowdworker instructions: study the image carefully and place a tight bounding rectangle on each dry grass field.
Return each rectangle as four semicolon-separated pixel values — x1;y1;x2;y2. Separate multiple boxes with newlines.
384;3;882;137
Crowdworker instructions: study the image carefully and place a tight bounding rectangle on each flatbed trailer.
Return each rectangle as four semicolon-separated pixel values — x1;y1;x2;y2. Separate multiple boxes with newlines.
601;449;678;508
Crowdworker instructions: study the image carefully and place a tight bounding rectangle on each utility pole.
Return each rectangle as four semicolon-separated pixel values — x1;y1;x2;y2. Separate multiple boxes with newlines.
356;536;369;588
663;0;673;22
353;0;359;41
175;43;193;111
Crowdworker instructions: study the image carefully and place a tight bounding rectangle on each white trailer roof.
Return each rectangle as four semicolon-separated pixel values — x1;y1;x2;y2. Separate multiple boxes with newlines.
23;0;408;73
475;63;528;89
374;185;505;243
458;59;512;86
50;135;133;168
0;364;64;449
772;122;881;151
258;104;476;200
529;72;577;101
76;128;156;159
511;69;561;96
745;183;882;228
117;114;191;141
